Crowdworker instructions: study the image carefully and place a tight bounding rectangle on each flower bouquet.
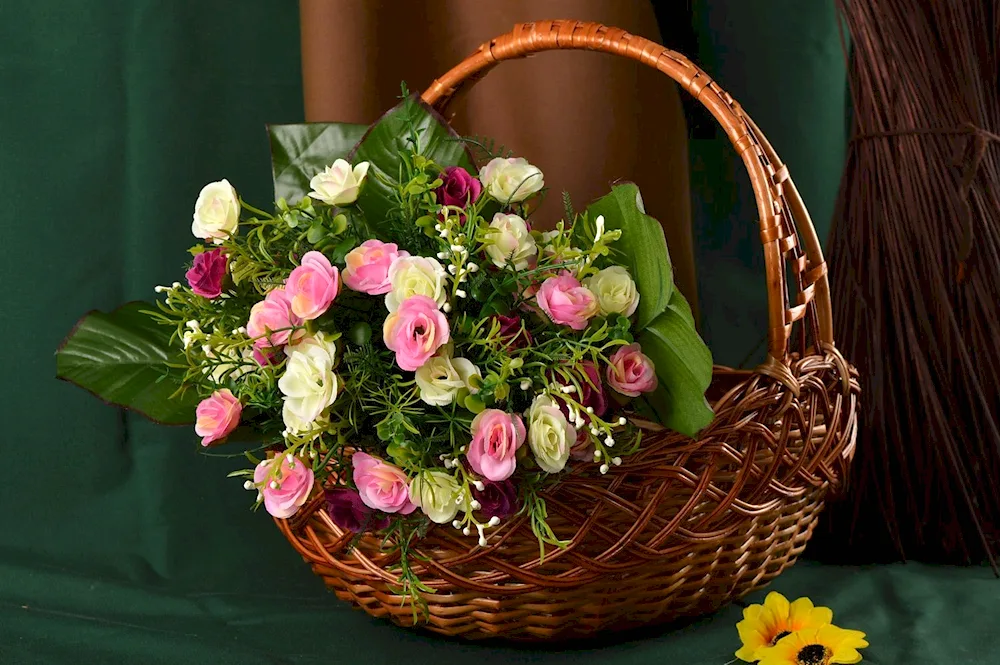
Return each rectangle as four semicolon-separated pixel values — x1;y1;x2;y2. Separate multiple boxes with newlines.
59;90;713;560
58;20;858;641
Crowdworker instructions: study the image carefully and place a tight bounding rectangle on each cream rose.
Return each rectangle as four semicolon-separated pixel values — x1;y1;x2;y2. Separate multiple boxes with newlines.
479;157;544;203
308;159;370;206
409;470;462;523
385;256;448;312
484;213;537;270
527;395;576;474
278;333;339;433
585;266;640;317
192;179;240;241
415;353;481;406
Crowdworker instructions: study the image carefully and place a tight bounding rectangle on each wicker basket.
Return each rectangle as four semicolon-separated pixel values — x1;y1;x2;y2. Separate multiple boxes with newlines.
275;20;860;640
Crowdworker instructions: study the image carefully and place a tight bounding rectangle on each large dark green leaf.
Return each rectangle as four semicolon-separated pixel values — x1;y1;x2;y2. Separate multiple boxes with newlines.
637;289;715;437
56;301;198;425
350;94;475;235
583;182;672;330
268;122;368;204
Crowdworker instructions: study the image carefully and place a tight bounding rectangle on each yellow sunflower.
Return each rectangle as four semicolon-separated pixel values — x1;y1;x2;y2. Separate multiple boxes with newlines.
757;625;869;665
735;592;834;662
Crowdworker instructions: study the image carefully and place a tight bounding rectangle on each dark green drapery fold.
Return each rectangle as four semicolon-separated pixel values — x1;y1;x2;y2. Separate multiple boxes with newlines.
660;0;848;366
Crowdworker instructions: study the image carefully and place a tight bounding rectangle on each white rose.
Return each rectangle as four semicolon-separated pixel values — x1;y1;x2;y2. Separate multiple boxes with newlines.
409;470;462;523
415;354;481;406
585;266;640;317
278;334;339;433
484;213;537;270
308;159;370;206
480;157;544;203
385;256;448;312
527;395;576;474
192;179;240;241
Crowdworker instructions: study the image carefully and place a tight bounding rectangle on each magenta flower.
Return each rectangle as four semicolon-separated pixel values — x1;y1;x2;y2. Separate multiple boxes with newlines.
325;487;391;533
185;248;227;299
436;166;482;210
471;479;520;520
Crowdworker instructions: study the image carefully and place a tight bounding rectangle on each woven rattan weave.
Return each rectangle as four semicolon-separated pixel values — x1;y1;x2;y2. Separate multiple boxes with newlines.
274;20;859;640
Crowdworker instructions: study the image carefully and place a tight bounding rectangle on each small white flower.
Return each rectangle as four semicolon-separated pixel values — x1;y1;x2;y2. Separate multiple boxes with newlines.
470;500;482;511
594;214;606;242
600;464;609;475
618;416;627;425
487;516;500;527
192;179;240;241
479;157;544;203
455;289;467;299
519;379;532;391
484;213;537;270
612;457;622;466
243;480;254;490
308;159;370;206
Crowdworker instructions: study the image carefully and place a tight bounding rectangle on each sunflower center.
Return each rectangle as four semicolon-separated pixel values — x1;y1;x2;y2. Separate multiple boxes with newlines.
771;630;792;645
796;644;830;665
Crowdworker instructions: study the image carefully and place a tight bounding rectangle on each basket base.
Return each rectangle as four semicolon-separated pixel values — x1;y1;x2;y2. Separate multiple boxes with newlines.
299;492;824;640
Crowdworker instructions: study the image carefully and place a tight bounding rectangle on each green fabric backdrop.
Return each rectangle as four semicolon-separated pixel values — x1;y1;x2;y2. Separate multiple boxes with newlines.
1;1;995;663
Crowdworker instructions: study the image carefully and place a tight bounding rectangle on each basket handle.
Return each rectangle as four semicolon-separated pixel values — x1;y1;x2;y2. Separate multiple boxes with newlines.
421;20;834;363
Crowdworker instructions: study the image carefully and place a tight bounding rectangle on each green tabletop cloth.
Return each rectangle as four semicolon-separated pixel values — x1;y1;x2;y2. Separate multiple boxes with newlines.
2;558;997;665
1;1;994;663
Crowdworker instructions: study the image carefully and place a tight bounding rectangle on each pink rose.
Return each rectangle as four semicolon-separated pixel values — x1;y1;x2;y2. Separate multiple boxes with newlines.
536;272;598;331
352;452;416;514
246;287;303;350
607;343;659;397
254;454;314;519
466;409;526;481
286;251;340;320
382;295;450;371
343;240;409;295
184;248;227;299
194;389;242;446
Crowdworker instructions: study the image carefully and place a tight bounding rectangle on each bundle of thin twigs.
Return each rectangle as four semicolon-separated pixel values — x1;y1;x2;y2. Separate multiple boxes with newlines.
815;0;1000;567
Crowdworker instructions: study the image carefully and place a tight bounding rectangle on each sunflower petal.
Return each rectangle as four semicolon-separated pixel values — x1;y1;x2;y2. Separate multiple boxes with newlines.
789;596;834;629
763;591;791;619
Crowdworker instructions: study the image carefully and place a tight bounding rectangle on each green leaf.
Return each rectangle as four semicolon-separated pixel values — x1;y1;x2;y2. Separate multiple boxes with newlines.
636;289;715;437
350;94;475;235
56;301;198;425
306;219;326;244
583;182;672;330
268;122;368;205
